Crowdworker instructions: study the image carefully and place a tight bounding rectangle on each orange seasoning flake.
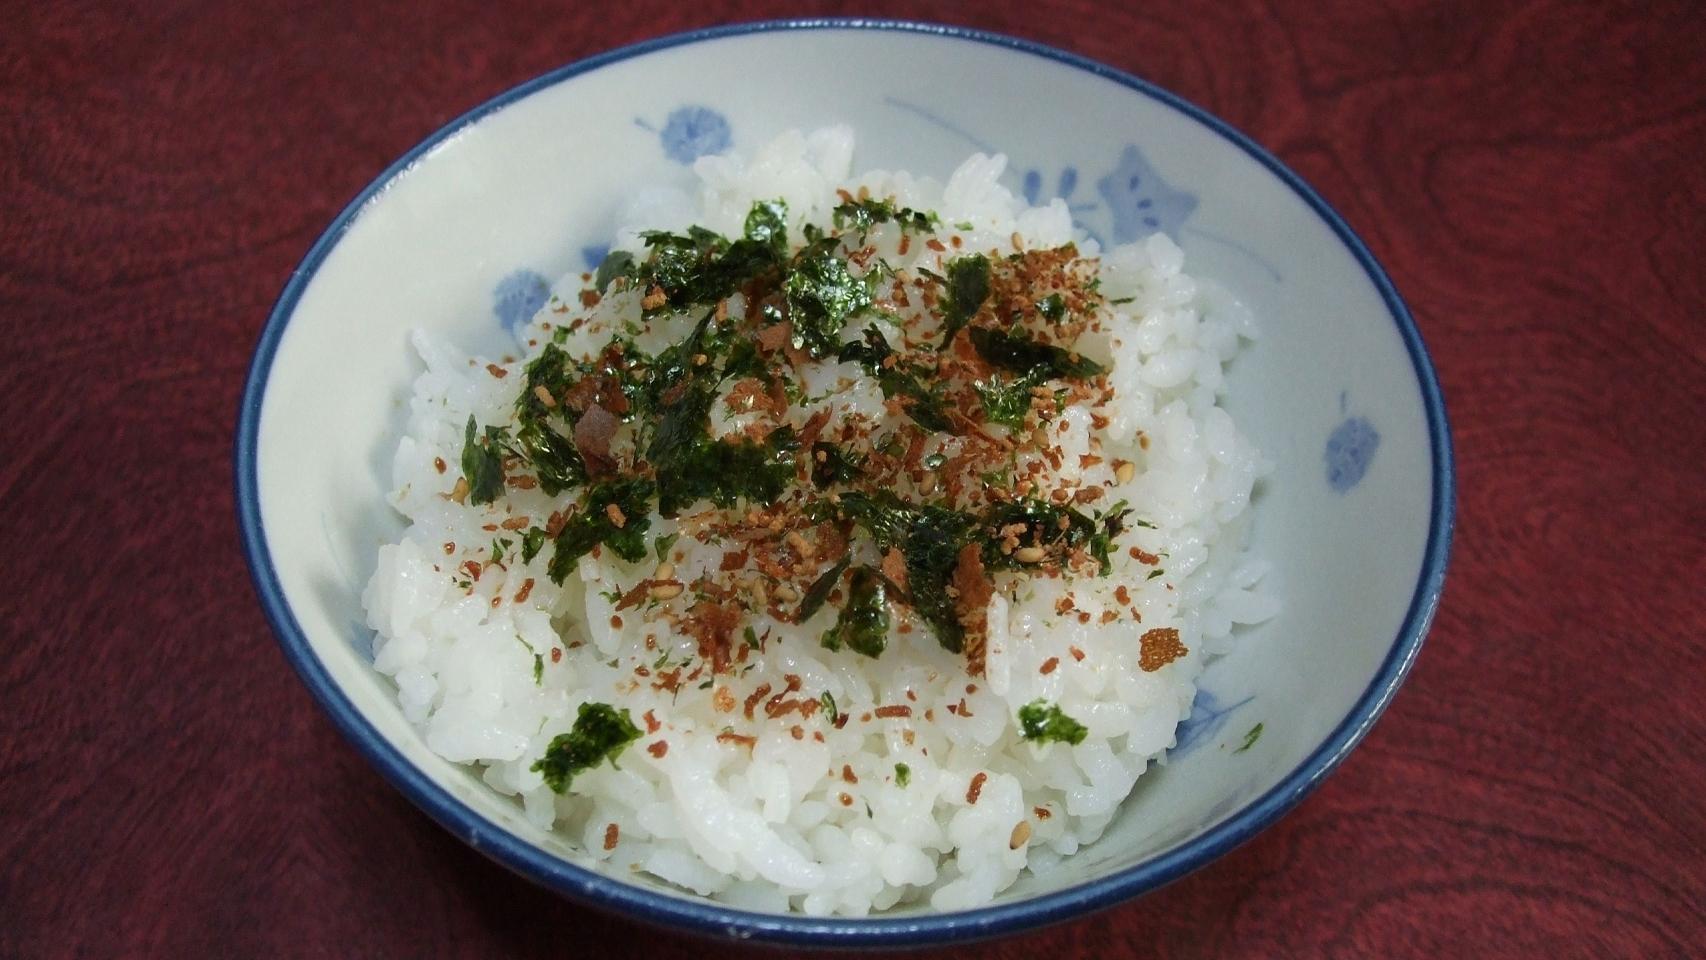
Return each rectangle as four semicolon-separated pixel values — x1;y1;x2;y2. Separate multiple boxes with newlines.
966;771;988;805
880;547;908;591
951;542;994;677
684;600;742;675
1138;627;1188;672
743;683;773;720
603;823;619;851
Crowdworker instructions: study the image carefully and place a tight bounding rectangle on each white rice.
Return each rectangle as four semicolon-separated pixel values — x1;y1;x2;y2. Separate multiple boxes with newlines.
362;127;1275;915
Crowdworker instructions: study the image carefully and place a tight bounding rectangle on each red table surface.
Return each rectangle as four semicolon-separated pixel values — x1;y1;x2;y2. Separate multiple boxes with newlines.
4;1;1702;957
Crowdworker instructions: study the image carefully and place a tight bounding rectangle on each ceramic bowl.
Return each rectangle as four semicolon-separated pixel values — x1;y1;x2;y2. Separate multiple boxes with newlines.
236;19;1453;946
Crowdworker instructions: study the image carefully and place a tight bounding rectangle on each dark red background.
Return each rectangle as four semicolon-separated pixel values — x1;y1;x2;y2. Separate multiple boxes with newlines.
4;1;1702;957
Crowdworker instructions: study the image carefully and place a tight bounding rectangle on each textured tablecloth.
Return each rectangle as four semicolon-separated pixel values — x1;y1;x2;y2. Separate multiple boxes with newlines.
4;1;1702;956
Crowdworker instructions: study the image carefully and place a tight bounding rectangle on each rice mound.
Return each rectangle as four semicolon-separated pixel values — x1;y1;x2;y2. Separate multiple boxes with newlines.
362;127;1275;915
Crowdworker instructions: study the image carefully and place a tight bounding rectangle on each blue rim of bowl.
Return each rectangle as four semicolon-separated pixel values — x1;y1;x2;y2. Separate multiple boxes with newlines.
236;17;1454;947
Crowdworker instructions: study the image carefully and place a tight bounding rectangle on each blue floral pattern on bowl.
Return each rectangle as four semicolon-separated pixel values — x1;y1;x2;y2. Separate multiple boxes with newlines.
1326;396;1381;493
492;269;550;335
1172;686;1254;757
638;105;732;165
1095;145;1199;243
881;96;1286;283
882;96;1197;247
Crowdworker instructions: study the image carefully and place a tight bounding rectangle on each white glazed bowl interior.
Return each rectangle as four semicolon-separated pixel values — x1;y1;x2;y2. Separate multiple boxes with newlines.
239;22;1450;944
